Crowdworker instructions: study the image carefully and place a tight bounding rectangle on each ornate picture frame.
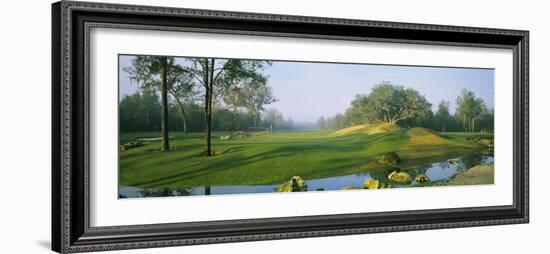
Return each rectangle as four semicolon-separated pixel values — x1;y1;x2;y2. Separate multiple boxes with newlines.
52;1;528;253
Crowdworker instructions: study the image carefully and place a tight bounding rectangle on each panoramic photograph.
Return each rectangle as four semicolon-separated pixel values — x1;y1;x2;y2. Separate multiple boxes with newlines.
118;55;495;198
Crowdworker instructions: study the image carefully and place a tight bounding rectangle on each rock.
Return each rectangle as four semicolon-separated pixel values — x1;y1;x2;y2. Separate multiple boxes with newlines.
120;141;143;151
220;135;231;140
364;179;380;189
415;174;430;183
277;176;308;192
378;152;401;165
316;187;325;191
388;171;412;184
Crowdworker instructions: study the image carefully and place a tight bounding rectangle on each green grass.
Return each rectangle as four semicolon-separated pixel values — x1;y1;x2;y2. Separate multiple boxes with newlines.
439;132;494;145
119;126;490;188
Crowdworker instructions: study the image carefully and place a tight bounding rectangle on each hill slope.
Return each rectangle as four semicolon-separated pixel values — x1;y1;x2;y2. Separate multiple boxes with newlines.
406;127;452;145
331;123;402;136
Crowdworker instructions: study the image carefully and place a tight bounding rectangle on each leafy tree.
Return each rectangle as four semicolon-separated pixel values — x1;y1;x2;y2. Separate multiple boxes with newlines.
124;56;182;151
317;116;326;130
212;108;235;131
240;85;277;128
284;117;295;130
220;77;267;131
168;75;197;134
364;82;431;124
476;108;494;132
326;113;346;130
119;92;161;132
182;58;271;156
222;85;243;131
456;89;487;132
435;100;451;132
344;94;369;126
262;108;285;130
456;89;474;132
471;99;487;132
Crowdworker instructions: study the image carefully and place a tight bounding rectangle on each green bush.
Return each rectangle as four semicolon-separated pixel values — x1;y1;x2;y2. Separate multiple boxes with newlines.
415;174;430;183
277;176;307;192
378;152;401;165
388;170;412;184
364;179;380;189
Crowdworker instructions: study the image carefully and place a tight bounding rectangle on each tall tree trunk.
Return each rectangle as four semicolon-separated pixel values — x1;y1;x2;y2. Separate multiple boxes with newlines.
204;86;211;155
232;106;238;131
206;85;213;155
145;107;149;130
204;58;215;156
463;114;467;134
161;58;170;151
174;97;188;134
251;111;258;127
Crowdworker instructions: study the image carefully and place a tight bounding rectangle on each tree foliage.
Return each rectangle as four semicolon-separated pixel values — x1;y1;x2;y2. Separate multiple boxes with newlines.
181;58;272;156
456;89;487;132
344;94;369;126
435;100;451;132
239;85;278;127
168;74;197;134
124;56;184;151
119;92;161;132
363;82;432;124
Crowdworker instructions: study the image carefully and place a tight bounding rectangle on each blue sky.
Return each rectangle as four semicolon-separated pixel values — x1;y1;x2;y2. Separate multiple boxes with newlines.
119;55;494;123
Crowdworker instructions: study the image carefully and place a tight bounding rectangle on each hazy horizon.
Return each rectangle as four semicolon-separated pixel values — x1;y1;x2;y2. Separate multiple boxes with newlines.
119;55;494;123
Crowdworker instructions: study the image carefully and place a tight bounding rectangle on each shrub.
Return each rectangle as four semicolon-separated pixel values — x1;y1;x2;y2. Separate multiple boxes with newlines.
364;179;380;189
388;170;412;184
378;152;401;165
277;176;307;192
415;174;430;183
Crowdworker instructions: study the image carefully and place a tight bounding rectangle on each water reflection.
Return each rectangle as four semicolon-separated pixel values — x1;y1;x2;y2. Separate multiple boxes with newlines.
119;154;494;198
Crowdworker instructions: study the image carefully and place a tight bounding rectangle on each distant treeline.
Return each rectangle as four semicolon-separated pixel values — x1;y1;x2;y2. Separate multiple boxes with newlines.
120;81;493;134
119;92;306;133
317;107;494;133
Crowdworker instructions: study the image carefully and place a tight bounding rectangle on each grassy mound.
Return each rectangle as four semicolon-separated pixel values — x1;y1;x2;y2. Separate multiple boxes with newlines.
331;123;401;137
406;127;442;137
406;127;451;145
